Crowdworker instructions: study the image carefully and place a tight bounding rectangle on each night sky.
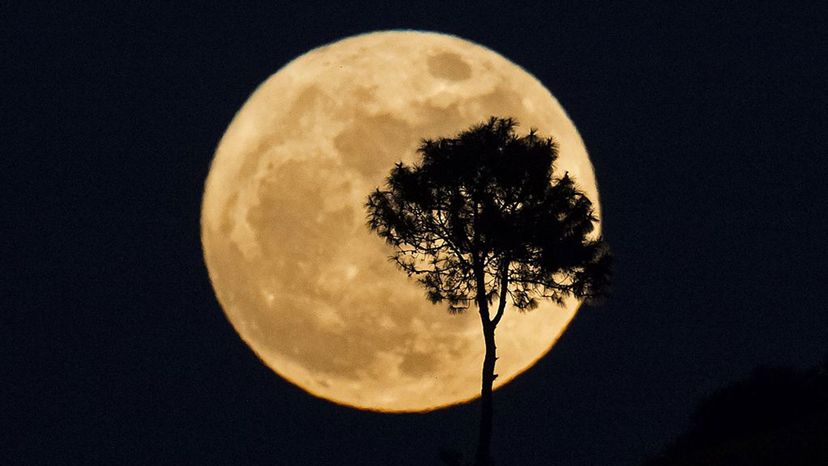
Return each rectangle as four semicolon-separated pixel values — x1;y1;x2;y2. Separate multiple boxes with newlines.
4;2;827;465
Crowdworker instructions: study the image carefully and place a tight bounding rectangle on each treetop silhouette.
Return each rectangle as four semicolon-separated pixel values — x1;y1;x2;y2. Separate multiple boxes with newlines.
367;116;610;313
366;116;612;465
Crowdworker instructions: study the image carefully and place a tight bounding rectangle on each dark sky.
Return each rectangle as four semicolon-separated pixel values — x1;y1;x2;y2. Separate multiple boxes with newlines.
4;1;827;464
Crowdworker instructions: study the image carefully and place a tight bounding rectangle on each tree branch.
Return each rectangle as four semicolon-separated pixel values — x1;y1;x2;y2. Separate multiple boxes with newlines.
491;258;510;327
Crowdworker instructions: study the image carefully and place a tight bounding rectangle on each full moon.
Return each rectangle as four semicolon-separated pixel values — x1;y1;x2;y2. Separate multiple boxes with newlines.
201;31;600;412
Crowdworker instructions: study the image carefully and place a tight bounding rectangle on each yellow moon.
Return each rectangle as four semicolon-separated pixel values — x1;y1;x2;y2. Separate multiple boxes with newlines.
201;31;600;412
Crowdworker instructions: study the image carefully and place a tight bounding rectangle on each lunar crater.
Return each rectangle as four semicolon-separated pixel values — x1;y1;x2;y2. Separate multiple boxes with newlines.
427;51;473;81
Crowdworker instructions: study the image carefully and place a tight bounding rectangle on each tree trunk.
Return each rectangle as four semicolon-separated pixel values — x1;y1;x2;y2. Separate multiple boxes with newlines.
475;318;497;465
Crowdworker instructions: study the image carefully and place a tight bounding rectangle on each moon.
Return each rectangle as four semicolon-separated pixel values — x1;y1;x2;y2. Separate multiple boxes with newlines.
201;31;600;412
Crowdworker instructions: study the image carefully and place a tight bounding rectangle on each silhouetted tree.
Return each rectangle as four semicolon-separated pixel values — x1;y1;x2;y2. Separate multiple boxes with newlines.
366;117;612;465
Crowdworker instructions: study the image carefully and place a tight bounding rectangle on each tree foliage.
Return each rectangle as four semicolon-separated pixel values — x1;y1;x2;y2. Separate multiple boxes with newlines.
366;116;611;318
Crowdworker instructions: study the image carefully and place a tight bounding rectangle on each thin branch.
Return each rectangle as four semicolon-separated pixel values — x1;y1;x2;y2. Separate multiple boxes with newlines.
491;259;510;327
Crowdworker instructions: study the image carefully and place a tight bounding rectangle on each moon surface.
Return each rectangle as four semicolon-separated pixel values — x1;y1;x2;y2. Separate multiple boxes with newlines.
201;31;600;412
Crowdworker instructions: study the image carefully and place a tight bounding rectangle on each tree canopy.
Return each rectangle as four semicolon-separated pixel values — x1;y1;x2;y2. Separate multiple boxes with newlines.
366;116;611;319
